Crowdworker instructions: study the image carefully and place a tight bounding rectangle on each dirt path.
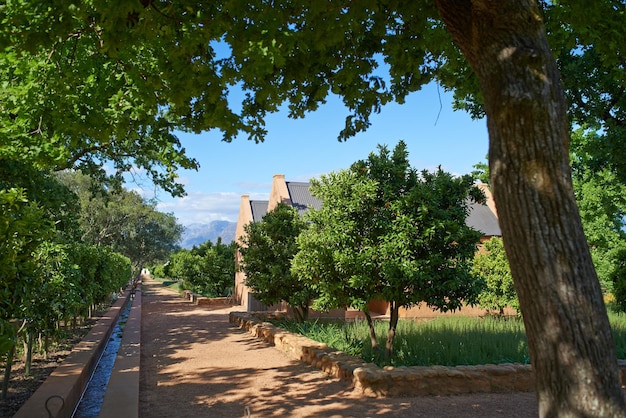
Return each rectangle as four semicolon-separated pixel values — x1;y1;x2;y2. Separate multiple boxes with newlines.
139;278;539;417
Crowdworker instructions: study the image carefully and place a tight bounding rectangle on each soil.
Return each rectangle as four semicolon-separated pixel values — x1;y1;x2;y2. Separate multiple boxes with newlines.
0;319;97;418
139;278;540;417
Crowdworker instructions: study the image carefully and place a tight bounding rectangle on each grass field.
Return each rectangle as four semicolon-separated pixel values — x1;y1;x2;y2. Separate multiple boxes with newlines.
272;309;626;367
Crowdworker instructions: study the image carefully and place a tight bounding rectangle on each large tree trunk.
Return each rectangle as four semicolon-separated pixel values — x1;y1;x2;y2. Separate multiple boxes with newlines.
436;1;626;416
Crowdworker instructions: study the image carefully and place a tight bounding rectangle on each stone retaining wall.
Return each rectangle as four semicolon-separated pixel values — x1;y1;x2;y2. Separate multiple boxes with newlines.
229;311;626;397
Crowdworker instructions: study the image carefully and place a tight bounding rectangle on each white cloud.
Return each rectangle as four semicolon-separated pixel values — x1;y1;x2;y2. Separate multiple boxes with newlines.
157;191;269;226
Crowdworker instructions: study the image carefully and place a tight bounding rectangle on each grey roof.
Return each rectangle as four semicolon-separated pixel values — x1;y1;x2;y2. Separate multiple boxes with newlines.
466;201;501;236
286;182;322;215
282;180;500;237
250;200;269;223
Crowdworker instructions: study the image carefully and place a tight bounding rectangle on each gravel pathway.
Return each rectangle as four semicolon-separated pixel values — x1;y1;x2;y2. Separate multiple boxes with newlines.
139;278;538;417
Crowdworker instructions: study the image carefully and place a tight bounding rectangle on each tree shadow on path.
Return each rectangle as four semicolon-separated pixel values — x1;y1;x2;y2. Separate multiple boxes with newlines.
140;279;539;417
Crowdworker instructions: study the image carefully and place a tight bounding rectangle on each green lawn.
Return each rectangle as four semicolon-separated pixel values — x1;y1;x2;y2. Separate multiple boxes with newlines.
271;309;626;368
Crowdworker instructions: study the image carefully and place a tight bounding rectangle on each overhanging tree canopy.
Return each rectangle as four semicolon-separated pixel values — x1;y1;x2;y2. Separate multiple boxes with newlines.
2;1;625;415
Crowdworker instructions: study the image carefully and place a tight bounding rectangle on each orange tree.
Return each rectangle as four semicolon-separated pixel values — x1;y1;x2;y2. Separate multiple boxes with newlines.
293;142;483;360
239;203;313;322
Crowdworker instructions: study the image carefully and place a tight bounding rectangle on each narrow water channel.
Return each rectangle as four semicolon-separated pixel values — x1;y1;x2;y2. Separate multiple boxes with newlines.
73;298;133;418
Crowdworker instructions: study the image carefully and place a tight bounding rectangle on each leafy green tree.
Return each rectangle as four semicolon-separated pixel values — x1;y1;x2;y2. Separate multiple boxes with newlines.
168;250;203;291
571;129;626;295
471;160;491;187
190;239;237;297
239;203;313;322
544;5;626;191
0;188;53;399
164;239;237;297
292;170;380;336
3;1;625;413
475;128;626;297
472;238;519;316
58;171;183;274
0;159;81;243
610;246;626;314
0;45;197;197
294;142;483;359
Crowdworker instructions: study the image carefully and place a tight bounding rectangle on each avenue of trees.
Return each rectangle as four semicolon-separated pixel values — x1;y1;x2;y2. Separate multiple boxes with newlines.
0;164;183;398
3;1;626;415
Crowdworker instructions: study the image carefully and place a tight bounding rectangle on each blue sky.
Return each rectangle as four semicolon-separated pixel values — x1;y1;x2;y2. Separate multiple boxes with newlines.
149;82;489;226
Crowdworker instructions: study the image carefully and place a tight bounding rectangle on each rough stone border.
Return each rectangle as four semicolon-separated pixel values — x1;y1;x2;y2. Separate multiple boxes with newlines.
182;290;229;306
230;311;626;397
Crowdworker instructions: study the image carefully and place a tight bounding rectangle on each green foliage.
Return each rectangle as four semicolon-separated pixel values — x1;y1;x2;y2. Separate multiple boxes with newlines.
0;0;444;147
275;312;626;367
162;239;236;297
168;250;203;291
471;160;490;187
544;3;626;189
0;28;197;197
610;247;626;314
0;159;81;243
293;141;483;358
0;188;53;354
57;171;183;273
472;238;519;315
608;309;626;359
239;203;314;322
190;239;236;297
475;130;626;298
291;170;380;313
571;129;626;294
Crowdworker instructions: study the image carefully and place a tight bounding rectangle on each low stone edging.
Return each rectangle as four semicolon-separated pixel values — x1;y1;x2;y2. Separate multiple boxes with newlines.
15;288;135;418
182;290;229;306
229;312;626;397
229;311;538;397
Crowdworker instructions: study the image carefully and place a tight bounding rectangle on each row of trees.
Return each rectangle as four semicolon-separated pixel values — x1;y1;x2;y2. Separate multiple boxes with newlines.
240;140;626;362
3;1;626;413
241;142;486;359
0;164;183;399
151;239;237;298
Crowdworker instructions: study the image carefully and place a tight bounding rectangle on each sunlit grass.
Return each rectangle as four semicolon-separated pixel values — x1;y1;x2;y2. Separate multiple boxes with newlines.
273;312;626;368
608;309;626;359
153;276;182;293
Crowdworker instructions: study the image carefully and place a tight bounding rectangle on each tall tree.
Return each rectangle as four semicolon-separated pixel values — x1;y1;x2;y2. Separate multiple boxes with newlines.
58;171;183;273
472;237;518;316
293;142;483;359
174;239;237;297
239;203;313;322
434;3;625;415
2;1;625;414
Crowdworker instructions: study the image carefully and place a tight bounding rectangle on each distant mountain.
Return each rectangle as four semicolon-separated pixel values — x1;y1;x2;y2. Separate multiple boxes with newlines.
179;221;237;249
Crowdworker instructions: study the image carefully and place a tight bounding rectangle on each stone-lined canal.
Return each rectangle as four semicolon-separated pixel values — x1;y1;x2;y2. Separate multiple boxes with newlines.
73;297;133;417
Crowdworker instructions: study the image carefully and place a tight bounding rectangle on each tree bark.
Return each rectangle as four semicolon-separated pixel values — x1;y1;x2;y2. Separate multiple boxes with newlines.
363;309;380;353
385;301;399;360
1;344;15;400
435;1;626;416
